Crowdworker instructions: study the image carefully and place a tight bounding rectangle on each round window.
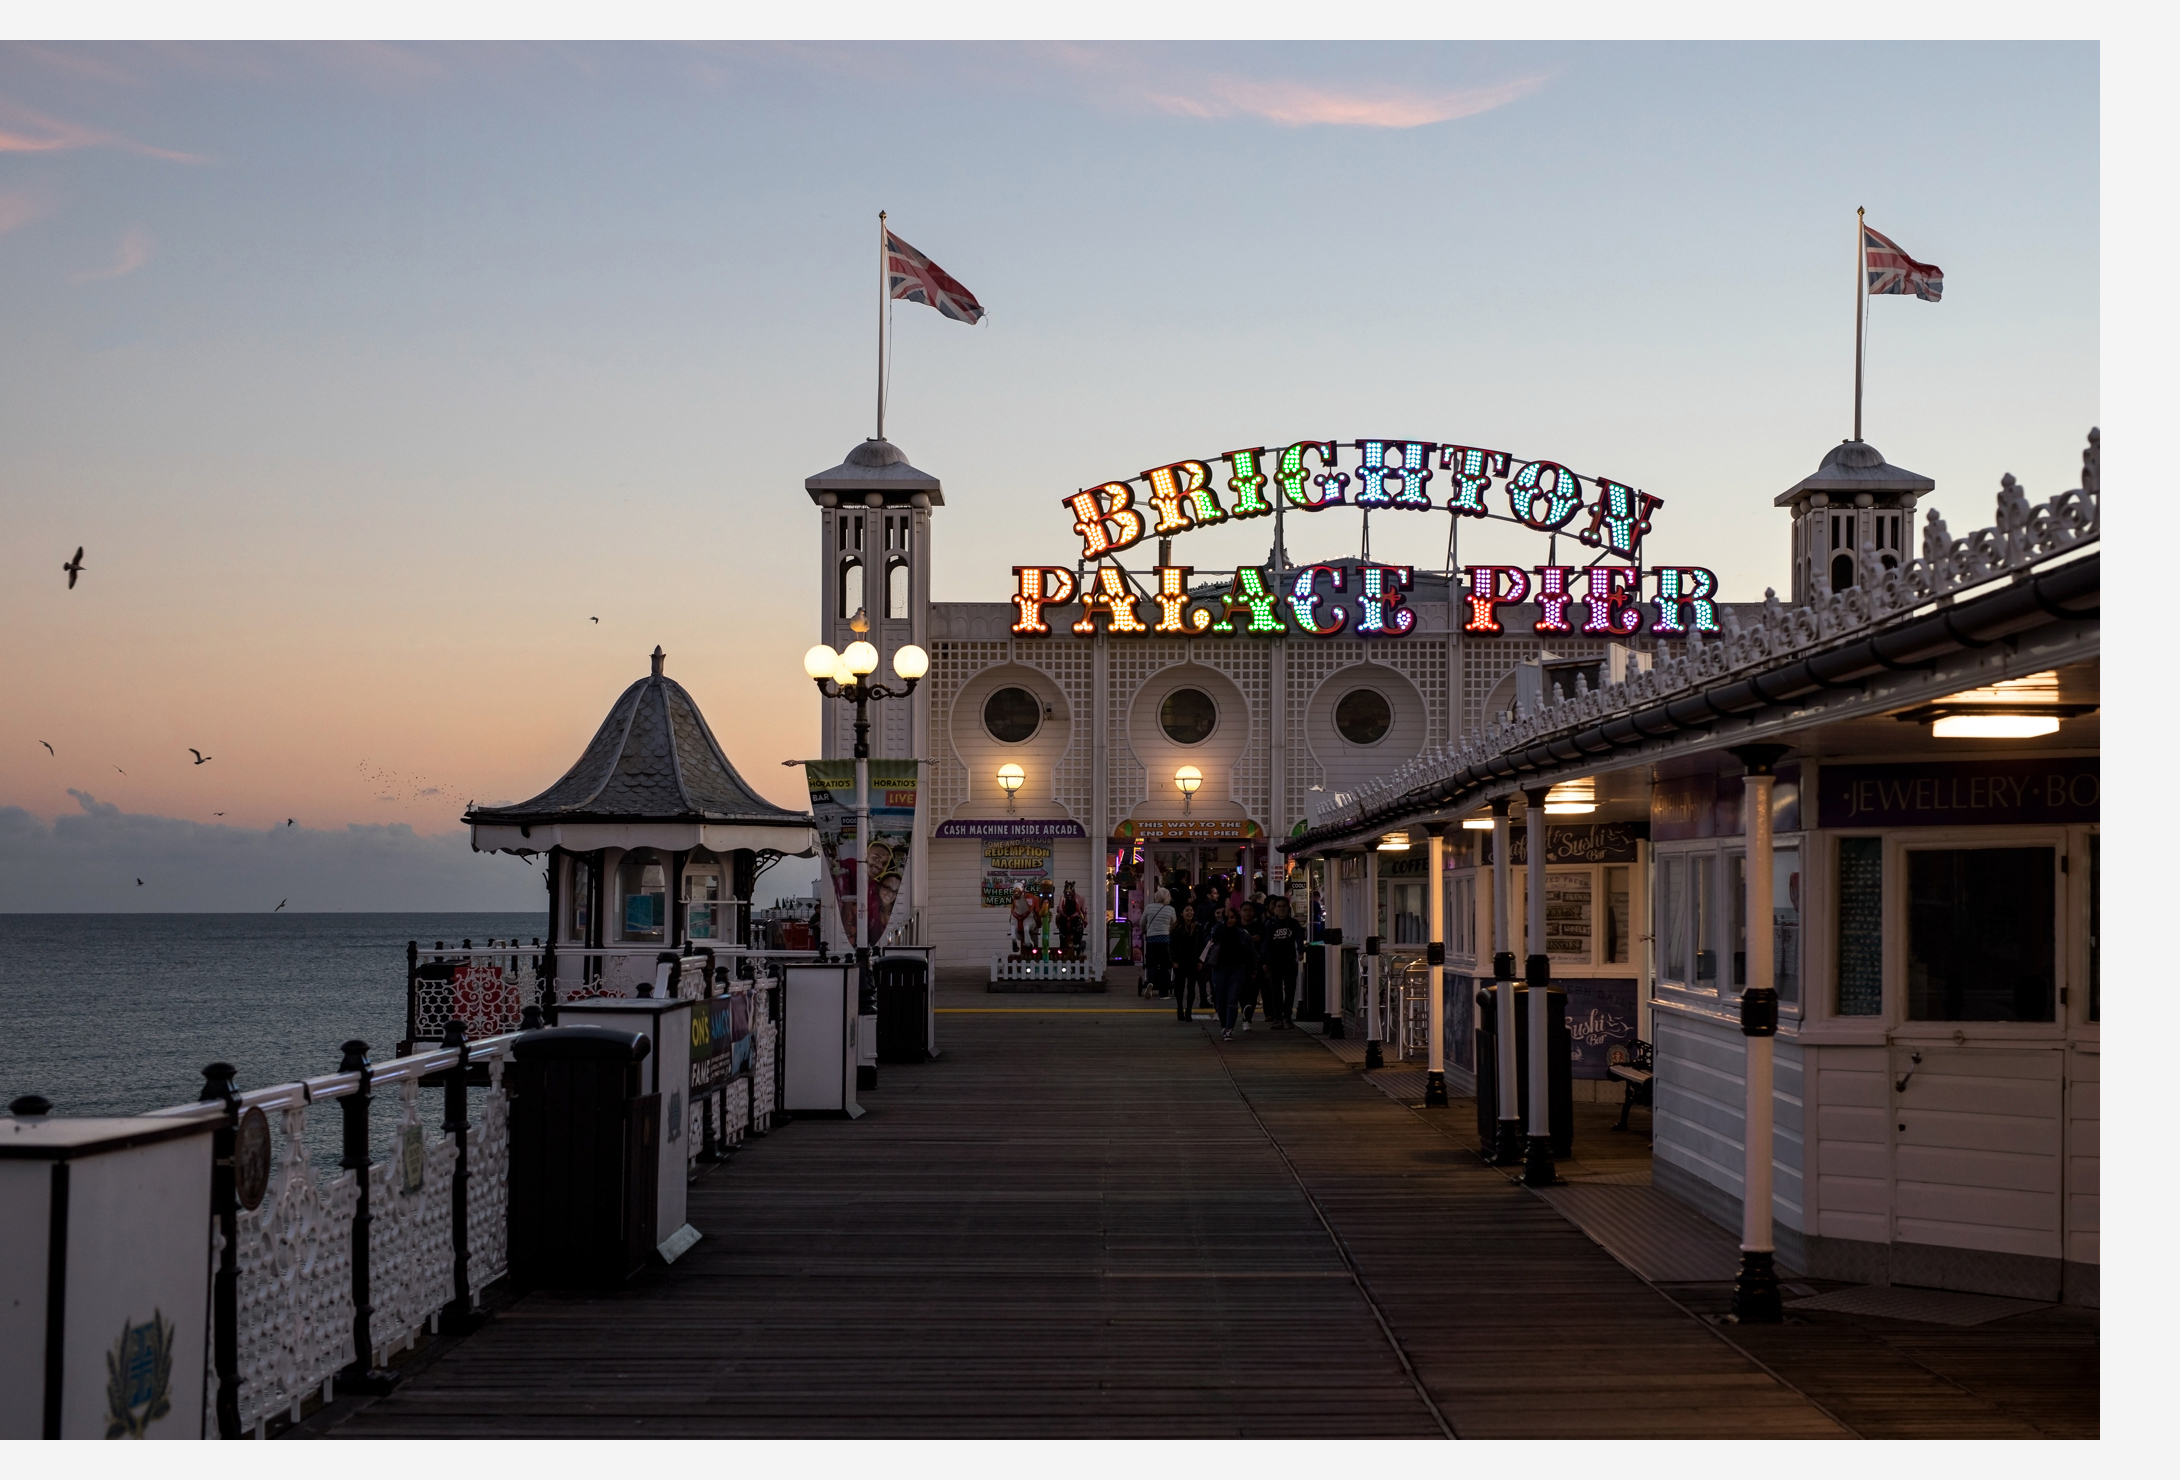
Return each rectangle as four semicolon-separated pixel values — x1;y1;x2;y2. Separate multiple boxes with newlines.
983;686;1043;743
1335;688;1392;746
1160;688;1218;745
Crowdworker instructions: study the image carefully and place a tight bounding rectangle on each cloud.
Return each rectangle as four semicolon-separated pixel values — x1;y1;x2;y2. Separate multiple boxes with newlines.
0;791;537;912
73;223;152;282
1144;71;1552;129
0;187;55;236
0;100;201;161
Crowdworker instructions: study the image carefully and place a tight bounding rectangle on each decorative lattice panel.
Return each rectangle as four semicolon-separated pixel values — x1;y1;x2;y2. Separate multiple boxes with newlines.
1105;640;1189;816
1016;640;1095;820
928;640;1007;817
1459;634;1608;736
1191;641;1273;820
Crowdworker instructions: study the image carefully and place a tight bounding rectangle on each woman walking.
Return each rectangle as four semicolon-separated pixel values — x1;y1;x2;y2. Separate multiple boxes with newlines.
1170;903;1202;1020
1206;907;1257;1041
1141;888;1176;1000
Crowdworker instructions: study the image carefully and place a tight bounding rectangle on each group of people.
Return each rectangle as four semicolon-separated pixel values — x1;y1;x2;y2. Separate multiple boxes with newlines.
1138;873;1305;1041
1008;879;1089;959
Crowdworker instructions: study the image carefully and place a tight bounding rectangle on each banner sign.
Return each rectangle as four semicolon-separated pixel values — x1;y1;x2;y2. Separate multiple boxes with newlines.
982;840;1053;907
805;759;920;945
934;818;1087;840
1111;818;1266;841
1480;820;1648;866
1815;758;2099;829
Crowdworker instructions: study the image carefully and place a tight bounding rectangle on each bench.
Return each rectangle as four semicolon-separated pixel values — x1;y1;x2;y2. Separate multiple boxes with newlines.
1610;1039;1655;1131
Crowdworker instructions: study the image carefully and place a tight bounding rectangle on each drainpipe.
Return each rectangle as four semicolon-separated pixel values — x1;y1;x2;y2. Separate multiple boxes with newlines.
1491;796;1520;1165
1425;823;1448;1106
1729;743;1790;1323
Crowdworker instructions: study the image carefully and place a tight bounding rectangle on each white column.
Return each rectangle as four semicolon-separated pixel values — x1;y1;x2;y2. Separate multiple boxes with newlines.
1426;826;1447;1104
1324;853;1345;1035
1741;769;1779;1292
1491;802;1518;1150
1364;844;1381;1059
1523;787;1554;1184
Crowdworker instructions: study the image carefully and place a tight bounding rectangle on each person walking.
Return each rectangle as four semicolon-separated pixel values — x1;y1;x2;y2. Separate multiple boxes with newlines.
1171;904;1202;1020
1262;896;1304;1029
1236;900;1267;1031
1141;888;1176;1000
1206;907;1256;1041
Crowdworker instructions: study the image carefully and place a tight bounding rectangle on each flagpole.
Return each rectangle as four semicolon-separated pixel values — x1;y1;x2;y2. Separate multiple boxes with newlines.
1853;205;1865;443
876;208;885;440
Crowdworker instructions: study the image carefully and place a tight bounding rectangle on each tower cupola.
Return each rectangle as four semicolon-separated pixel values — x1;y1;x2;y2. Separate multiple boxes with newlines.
1775;439;1935;603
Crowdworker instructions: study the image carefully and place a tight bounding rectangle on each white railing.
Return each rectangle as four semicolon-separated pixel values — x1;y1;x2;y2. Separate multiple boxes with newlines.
1312;432;2100;833
991;956;1101;983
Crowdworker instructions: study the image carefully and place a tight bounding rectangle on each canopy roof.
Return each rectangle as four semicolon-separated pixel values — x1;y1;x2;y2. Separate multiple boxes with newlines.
804;437;944;504
1774;439;1936;506
465;648;813;833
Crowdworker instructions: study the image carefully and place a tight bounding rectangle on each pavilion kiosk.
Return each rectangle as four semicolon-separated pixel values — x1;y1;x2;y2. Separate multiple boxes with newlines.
464;647;818;1005
0;1100;218;1438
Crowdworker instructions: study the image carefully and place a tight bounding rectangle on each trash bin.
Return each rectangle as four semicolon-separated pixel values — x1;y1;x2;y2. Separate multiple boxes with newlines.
1300;941;1326;1021
551;993;697;1263
873;956;931;1064
1472;985;1573;1157
508;1026;659;1290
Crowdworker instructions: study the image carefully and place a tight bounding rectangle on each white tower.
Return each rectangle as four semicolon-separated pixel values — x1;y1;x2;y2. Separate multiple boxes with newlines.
1774;439;1934;604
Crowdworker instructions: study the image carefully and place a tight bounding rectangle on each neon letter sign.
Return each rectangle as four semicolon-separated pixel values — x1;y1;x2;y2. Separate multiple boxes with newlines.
1072;565;1148;634
1531;566;1578;634
1439;446;1509;517
1151;565;1209;633
1222;448;1275;519
1288;565;1348;635
1065;483;1145;561
1356;565;1416;636
1275;441;1344;510
1463;565;1531;634
1581;566;1644;635
1210;567;1285;634
1011;566;1078;635
1580;480;1663;559
1649;567;1723;634
1506;461;1585;532
1355;441;1435;510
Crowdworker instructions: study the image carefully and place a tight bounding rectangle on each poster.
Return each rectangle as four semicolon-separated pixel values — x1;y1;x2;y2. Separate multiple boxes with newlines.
805;759;919;946
982;840;1053;907
1561;978;1638;1080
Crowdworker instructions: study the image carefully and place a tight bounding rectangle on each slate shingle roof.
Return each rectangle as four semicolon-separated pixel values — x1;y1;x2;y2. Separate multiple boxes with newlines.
467;656;811;828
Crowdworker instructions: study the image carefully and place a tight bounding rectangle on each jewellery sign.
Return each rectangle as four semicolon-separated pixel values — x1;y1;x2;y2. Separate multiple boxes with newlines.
1012;438;1722;639
1815;758;2099;828
804;760;919;945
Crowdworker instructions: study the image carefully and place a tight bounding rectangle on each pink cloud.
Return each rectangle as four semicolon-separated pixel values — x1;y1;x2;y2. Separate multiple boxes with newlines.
74;224;153;282
0;100;201;161
0;187;55;235
1146;71;1553;129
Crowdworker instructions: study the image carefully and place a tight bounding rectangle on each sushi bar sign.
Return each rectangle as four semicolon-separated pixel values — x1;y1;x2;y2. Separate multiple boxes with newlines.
1007;438;1722;641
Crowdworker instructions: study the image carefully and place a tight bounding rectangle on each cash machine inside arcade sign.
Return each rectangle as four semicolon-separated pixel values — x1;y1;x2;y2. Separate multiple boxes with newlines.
1009;439;1721;640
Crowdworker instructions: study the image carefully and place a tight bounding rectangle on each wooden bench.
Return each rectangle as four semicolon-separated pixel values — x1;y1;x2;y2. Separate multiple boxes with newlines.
1610;1039;1655;1131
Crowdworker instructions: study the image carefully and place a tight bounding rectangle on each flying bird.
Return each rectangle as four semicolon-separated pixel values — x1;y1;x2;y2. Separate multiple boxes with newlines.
275;899;287;912
39;741;53;756
114;766;125;776
63;547;84;588
286;818;295;827
590;616;600;624
189;749;211;765
135;878;143;886
214;812;224;817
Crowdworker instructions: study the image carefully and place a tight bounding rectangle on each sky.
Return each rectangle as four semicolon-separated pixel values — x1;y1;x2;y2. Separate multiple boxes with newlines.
0;40;2098;910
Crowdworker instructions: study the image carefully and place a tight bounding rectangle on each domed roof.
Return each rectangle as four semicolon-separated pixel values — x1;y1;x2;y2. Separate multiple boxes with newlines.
1774;439;1935;506
805;437;944;503
465;648;813;828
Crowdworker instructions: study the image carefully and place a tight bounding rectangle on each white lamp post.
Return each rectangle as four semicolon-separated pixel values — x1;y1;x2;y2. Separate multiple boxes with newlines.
1728;744;1790;1322
803;611;927;958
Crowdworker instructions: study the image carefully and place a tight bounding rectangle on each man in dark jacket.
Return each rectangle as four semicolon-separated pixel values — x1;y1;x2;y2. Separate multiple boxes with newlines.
1260;897;1304;1029
1205;908;1255;1041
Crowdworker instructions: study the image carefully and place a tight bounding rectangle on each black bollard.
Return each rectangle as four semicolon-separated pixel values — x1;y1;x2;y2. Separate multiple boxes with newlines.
441;1020;473;1318
336;1040;386;1392
200;1062;243;1439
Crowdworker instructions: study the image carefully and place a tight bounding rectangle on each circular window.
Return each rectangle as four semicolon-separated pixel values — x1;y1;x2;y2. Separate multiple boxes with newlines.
1335;688;1393;746
983;686;1043;743
1160;688;1218;745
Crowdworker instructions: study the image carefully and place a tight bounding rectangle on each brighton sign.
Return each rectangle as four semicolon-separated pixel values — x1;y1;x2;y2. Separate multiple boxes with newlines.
1009;438;1720;640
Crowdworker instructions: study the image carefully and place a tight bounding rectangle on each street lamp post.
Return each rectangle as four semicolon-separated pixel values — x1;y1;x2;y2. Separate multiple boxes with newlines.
1727;743;1791;1323
803;612;928;963
1490;796;1520;1165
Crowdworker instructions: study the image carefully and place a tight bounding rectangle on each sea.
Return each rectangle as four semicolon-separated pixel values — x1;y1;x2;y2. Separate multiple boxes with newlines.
0;912;546;1169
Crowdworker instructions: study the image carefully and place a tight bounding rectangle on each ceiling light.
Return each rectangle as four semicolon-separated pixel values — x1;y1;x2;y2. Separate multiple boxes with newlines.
1462;817;1495;831
1377;832;1411;851
1544;779;1596;815
1932;714;2062;739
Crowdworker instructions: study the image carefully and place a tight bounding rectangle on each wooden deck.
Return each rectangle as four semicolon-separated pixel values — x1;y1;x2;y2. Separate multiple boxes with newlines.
324;998;2095;1439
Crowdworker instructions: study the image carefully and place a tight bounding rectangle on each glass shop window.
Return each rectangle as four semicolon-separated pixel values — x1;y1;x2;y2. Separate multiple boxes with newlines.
1730;852;1748;993
1773;845;1802;1007
1543;869;1593;963
1449;875;1475;958
1693;854;1719;989
1603;865;1631;964
1907;847;2056;1022
568;855;592;940
1662;856;1688;983
1388;879;1427;945
683;864;723;941
619;851;668;942
1836;837;1883;1016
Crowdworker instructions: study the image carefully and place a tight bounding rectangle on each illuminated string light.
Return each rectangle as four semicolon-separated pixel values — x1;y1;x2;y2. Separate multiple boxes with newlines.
1463;565;1531;634
1011;566;1078;635
1275;441;1343;509
1356;564;1415;636
1507;461;1585;531
1209;566;1287;634
1438;446;1509;517
1288;564;1348;635
1579;479;1663;559
1649;566;1723;635
1531;566;1577;633
1142;464;1200;536
1071;564;1149;634
1581;566;1644;635
1151;565;1211;633
1355;441;1436;509
1064;483;1145;561
1222;448;1275;518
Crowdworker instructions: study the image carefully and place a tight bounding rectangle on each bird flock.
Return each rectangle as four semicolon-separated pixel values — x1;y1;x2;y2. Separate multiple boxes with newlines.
36;544;500;909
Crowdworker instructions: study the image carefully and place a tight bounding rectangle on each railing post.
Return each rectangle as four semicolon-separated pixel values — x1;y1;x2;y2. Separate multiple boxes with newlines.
337;1039;380;1391
405;941;419;1049
201;1061;242;1440
441;1019;473;1319
540;941;559;1025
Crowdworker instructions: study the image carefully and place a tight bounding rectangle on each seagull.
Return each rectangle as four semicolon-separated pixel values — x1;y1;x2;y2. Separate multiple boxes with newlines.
63;547;84;588
590;616;599;624
189;749;211;765
135;878;143;886
286;818;295;827
39;741;53;756
113;766;125;776
275;899;287;912
214;812;224;817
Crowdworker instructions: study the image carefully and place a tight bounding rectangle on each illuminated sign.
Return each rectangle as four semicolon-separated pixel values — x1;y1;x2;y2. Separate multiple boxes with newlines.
1062;439;1663;561
1011;562;1721;639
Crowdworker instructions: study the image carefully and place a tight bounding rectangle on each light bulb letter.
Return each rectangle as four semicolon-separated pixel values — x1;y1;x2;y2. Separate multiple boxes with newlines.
1065;483;1145;561
1152;566;1211;634
1649;566;1722;635
1222;448;1275;519
1274;441;1344;510
1142;464;1201;536
1355;441;1436;510
1011;566;1078;636
1506;460;1585;531
1581;566;1643;635
1071;564;1149;634
1579;479;1663;559
1356;564;1416;636
1438;446;1509;517
1531;566;1577;633
1210;567;1286;634
1463;565;1530;634
1288;564;1348;635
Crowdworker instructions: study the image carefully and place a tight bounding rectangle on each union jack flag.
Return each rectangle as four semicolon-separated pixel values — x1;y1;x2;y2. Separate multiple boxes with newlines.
886;230;986;324
1863;223;1943;302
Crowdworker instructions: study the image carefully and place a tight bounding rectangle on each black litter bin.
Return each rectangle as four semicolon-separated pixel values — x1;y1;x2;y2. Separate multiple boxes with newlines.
1472;985;1573;1157
1300;941;1326;1021
873;956;931;1064
509;1025;659;1289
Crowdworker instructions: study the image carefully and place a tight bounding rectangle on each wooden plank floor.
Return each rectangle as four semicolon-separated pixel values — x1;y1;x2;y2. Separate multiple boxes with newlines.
324;1001;2078;1438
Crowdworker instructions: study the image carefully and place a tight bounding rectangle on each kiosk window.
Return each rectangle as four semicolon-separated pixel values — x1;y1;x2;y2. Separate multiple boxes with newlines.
1774;844;1802;1007
1662;857;1687;983
1693;855;1718;988
619;852;668;942
1836;837;1883;1016
1908;847;2055;1022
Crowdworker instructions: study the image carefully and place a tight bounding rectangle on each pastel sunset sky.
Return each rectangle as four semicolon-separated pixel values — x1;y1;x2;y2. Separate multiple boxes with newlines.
0;40;2097;909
